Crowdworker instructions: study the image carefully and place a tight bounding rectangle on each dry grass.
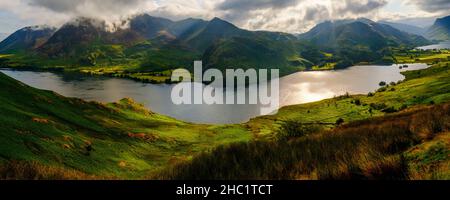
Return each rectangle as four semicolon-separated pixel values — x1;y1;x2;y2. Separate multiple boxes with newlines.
154;103;450;180
0;161;106;180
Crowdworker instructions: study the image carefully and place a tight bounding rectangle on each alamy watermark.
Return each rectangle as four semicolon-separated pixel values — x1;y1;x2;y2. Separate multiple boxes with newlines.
170;61;280;115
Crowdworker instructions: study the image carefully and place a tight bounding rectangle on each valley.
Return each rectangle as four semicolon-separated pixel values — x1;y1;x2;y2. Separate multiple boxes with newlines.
0;15;444;83
0;13;449;180
0;58;449;179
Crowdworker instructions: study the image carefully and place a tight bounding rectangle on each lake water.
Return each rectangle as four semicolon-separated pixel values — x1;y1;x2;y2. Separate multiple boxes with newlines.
1;63;428;124
417;41;450;50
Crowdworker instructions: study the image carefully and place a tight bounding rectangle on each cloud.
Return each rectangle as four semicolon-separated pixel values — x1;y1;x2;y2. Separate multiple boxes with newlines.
407;0;450;13
334;0;388;15
25;0;155;23
0;0;424;34
216;0;389;33
217;0;300;11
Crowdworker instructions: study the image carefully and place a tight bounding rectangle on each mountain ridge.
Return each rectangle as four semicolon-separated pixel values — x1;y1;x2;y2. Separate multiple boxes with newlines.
426;15;450;41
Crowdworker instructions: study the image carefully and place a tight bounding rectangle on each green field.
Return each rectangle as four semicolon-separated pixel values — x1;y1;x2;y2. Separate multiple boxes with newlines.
394;49;450;64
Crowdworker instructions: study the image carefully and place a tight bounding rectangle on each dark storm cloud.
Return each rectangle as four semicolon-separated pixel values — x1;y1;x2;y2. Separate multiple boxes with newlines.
408;0;450;12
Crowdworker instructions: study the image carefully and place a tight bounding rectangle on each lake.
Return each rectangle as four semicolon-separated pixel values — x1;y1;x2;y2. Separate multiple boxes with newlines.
1;63;428;124
417;41;450;50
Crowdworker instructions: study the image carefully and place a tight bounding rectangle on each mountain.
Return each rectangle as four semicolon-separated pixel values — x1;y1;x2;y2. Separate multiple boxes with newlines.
1;15;434;75
0;26;56;53
38;18;111;57
129;14;174;39
168;18;208;38
379;21;426;36
1;14;308;74
426;15;450;41
179;17;251;52
299;18;429;50
297;18;430;66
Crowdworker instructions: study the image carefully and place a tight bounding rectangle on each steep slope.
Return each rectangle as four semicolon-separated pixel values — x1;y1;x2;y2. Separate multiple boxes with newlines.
426;15;450;41
0;26;56;54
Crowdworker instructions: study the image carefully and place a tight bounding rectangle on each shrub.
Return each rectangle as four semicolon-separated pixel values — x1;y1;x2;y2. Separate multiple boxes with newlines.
377;87;387;92
336;118;345;125
382;107;398;113
277;120;323;140
379;81;387;87
370;103;388;110
154;103;450;180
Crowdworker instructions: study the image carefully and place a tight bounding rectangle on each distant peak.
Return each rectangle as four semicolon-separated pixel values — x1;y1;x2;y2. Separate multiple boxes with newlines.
208;17;236;28
210;17;227;23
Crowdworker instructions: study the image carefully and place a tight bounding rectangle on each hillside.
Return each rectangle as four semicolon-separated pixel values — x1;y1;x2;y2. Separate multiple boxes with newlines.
156;62;450;180
0;72;251;179
426;15;450;41
157;103;450;180
1;58;449;179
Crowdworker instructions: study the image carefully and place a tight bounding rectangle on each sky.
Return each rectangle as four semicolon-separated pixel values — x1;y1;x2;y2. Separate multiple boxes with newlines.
0;0;449;35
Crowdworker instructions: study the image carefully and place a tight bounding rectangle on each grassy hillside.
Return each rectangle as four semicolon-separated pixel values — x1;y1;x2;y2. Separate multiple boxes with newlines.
0;59;449;180
155;61;450;180
0;72;252;179
157;103;449;180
